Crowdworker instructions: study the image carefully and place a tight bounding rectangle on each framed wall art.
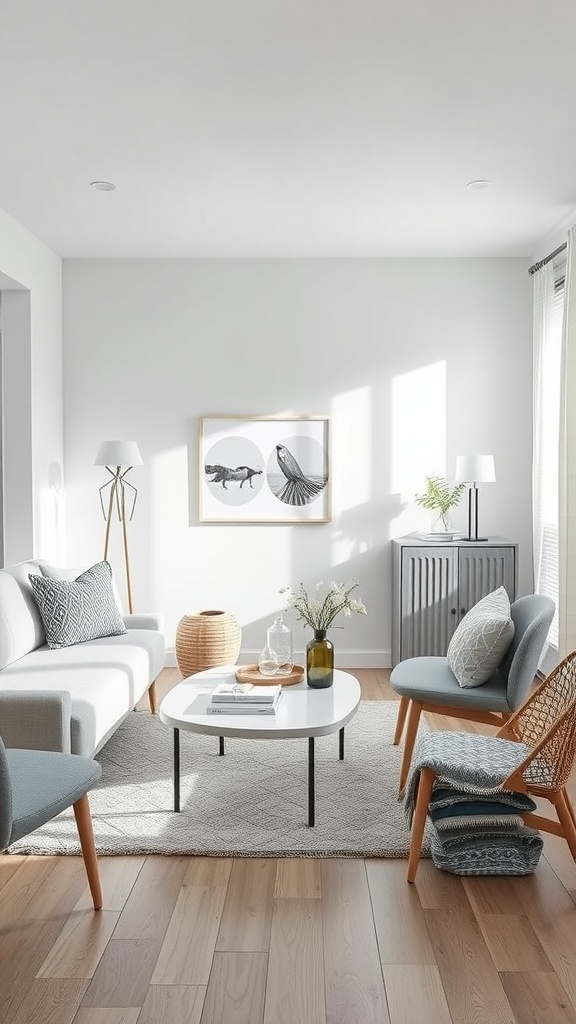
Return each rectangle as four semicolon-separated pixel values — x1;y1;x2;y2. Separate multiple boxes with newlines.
199;416;331;523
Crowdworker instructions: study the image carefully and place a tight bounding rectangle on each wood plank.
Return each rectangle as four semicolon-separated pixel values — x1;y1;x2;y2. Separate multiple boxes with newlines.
0;917;70;1023
366;858;436;965
81;856;187;1006
138;986;205;1024
500;971;576;1024
414;860;472;911
151;883;228;985
476;913;553;972
322;859;389;1024
36;910;120;979
74;1010;141;1024
200;952;267;1024
263;899;325;1024
513;860;576;1009
183;856;233;887
22;856;89;921
274;858;321;899
540;835;576;904
215;858;275;951
0;855;59;928
8;978;88;1024
382;965;453;1024
462;875;526;916
423;909;516;1024
0;853;27;890
74;857;145;912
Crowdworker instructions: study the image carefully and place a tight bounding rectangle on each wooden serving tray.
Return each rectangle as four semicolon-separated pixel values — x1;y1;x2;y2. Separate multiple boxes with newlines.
235;664;304;686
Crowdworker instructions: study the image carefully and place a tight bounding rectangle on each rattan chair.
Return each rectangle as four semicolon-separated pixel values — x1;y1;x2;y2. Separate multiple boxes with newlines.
406;650;576;882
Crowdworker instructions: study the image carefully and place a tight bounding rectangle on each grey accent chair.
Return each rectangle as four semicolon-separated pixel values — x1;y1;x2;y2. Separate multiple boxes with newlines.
0;734;103;909
390;594;555;795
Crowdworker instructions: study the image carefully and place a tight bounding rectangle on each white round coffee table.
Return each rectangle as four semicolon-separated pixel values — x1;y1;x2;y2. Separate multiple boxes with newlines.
159;665;361;827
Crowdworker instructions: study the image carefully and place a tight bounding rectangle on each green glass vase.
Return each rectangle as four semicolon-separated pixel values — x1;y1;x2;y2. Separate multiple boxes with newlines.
306;629;334;688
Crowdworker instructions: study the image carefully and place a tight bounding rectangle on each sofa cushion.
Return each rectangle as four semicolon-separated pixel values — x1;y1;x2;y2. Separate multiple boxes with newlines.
29;561;126;650
0;629;166;756
0;561;46;669
447;586;515;688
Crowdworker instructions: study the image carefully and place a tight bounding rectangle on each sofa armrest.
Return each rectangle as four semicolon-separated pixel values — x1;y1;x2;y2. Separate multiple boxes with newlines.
123;613;164;631
0;690;72;752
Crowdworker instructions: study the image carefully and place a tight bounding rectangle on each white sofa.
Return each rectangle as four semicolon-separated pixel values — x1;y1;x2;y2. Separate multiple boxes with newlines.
0;559;165;756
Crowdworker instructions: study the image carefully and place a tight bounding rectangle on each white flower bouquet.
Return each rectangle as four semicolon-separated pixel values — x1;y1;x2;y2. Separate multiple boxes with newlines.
280;580;368;631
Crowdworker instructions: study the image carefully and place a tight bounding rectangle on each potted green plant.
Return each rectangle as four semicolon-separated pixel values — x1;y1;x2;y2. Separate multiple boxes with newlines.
415;474;466;532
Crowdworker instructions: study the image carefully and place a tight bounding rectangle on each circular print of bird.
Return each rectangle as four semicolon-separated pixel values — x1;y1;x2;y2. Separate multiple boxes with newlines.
204;437;265;506
267;436;328;506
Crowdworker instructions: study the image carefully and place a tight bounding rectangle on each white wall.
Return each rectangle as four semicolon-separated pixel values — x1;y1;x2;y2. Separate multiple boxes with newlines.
63;257;533;665
0;210;63;563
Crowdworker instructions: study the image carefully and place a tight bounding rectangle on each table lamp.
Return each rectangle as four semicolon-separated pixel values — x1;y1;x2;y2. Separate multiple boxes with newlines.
94;440;143;612
455;454;495;542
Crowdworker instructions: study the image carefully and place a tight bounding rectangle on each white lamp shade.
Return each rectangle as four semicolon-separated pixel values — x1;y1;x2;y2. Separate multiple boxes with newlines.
94;440;143;467
455;454;495;484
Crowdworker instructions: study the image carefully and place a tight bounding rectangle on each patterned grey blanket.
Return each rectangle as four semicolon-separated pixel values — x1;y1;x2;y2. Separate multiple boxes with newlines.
404;731;543;876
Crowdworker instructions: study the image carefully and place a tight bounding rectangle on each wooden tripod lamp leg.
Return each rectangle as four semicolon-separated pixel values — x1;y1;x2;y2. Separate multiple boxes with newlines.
120;484;134;614
103;478;117;562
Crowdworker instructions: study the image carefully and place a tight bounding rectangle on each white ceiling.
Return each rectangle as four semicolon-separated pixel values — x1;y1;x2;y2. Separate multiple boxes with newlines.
1;0;576;259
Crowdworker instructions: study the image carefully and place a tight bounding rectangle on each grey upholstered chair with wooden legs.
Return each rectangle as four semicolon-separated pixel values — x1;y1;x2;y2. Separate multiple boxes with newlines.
0;734;103;909
391;594;555;796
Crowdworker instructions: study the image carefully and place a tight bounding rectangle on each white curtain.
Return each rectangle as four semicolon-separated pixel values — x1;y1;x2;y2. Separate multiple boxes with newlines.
559;226;576;658
532;260;559;660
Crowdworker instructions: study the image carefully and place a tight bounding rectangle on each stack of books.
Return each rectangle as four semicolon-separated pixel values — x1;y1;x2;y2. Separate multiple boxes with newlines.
206;681;283;715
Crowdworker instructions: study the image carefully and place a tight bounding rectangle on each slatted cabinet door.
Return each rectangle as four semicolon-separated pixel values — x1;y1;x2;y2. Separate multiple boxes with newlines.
392;536;518;665
457;546;516;619
397;547;458;663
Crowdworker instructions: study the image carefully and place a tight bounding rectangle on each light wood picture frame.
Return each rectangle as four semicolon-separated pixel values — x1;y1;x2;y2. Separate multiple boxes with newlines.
199;416;331;523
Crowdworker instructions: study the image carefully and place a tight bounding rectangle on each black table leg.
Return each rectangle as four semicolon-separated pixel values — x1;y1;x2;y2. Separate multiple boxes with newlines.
219;736;225;756
308;736;315;827
173;727;180;812
339;726;345;760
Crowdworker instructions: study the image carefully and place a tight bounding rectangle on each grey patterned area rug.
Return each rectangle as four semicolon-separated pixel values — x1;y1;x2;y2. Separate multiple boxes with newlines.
10;701;431;858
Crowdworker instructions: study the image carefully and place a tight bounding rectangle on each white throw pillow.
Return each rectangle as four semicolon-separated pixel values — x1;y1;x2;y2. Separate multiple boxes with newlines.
447;587;515;688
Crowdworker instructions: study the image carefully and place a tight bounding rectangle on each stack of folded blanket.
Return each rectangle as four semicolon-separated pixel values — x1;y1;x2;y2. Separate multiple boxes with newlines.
426;786;543;876
403;732;544;876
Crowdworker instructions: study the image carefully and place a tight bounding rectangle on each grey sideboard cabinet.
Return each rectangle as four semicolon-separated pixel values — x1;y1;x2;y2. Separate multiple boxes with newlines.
391;535;518;667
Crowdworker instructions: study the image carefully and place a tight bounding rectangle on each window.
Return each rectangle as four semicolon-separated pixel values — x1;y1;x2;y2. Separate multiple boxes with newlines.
533;259;564;650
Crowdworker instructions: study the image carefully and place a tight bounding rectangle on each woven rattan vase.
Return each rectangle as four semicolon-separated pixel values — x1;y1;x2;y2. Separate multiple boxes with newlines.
175;610;242;677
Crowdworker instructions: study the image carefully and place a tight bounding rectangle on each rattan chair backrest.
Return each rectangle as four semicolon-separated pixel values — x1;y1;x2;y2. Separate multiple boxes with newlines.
504;651;576;791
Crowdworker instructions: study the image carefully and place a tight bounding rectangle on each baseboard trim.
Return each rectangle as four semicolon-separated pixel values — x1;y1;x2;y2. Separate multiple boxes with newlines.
165;647;391;670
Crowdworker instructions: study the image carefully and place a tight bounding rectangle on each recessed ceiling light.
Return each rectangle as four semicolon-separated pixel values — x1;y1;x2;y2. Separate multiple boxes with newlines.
90;180;116;191
466;179;492;192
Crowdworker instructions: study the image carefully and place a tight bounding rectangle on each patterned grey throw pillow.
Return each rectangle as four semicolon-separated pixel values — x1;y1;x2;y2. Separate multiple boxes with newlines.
447;586;514;688
29;560;126;649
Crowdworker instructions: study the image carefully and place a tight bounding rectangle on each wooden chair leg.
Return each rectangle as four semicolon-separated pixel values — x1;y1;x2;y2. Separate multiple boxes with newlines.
398;700;423;798
407;766;436;883
148;679;158;714
552;789;576;860
73;794;103;910
393;696;410;745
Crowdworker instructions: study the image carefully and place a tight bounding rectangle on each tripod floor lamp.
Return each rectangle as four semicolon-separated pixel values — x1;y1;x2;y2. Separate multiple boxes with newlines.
94;440;143;613
455;454;496;542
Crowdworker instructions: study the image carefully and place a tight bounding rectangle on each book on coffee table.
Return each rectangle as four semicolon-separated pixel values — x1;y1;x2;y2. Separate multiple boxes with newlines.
206;689;283;715
211;682;281;704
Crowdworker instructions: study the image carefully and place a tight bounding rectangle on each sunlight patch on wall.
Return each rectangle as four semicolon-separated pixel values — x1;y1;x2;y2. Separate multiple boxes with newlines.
391;361;447;536
331;386;371;514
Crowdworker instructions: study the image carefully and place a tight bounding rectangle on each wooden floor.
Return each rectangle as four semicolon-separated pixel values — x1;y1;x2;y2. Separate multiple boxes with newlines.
2;668;576;1024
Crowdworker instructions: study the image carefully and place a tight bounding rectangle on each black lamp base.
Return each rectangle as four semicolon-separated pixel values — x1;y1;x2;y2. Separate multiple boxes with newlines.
462;536;489;543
